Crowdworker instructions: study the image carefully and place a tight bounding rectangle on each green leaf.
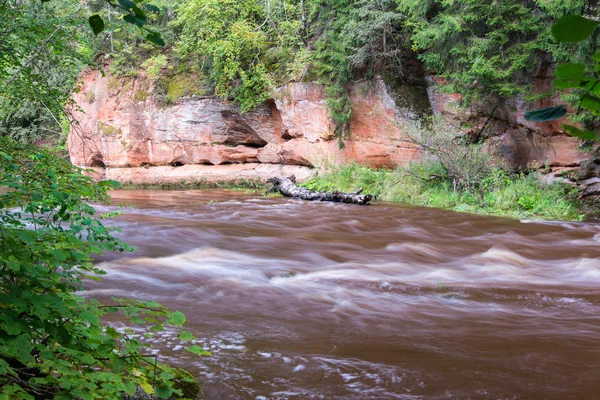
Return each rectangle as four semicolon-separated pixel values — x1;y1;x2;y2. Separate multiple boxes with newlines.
177;330;194;342
15;230;35;243
5;259;20;271
123;14;146;28
553;79;583;89
155;385;174;399
117;0;136;10
88;15;105;36
80;310;100;325
167;311;186;327
562;124;597;140
106;326;121;338
593;52;600;62
146;32;165;46
555;63;586;80
0;359;10;375
552;15;599;43
581;95;600;114
524;105;567;122
186;345;211;356
145;4;160;13
140;381;154;395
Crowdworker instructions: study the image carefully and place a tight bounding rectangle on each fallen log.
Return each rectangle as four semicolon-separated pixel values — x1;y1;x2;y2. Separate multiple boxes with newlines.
267;175;373;205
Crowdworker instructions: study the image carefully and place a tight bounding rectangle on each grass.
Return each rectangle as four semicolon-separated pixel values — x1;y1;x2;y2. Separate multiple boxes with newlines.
114;161;589;221
304;161;587;221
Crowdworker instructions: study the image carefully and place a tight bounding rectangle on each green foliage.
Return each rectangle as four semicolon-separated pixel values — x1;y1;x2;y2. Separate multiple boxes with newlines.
173;0;272;111
525;14;600;140
96;0;174;78
307;118;582;220
142;54;169;80
0;1;92;143
0;138;206;398
88;0;165;45
405;118;501;193
309;0;405;145
306;162;583;220
397;0;586;103
0;0;169;144
170;0;404;136
159;73;206;104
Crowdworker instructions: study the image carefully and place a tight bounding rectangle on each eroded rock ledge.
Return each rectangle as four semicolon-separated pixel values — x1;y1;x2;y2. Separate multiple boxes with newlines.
86;163;315;185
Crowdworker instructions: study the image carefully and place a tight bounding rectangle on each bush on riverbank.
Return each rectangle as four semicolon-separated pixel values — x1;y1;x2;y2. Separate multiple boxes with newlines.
304;162;584;221
0;138;204;398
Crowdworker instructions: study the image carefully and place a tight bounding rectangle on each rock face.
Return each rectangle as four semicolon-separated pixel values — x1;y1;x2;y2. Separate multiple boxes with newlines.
69;70;424;183
69;66;592;185
69;70;279;169
426;74;589;172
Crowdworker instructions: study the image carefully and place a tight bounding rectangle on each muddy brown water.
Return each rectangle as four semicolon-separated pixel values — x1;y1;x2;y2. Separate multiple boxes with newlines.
87;189;600;400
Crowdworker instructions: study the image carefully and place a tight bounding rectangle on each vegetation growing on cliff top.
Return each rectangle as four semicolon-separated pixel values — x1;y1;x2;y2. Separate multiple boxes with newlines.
3;0;598;144
90;0;596;143
399;0;588;101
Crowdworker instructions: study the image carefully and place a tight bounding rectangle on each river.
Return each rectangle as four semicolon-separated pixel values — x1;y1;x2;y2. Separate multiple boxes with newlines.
87;189;600;399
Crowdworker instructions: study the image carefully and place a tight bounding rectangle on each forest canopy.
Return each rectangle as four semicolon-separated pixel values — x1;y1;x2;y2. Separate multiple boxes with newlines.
1;0;596;144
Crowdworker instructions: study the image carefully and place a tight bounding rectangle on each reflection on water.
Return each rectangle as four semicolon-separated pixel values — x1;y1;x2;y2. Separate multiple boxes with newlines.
88;189;600;399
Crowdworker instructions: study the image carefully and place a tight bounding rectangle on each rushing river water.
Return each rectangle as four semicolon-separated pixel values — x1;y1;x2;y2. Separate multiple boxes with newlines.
87;189;600;400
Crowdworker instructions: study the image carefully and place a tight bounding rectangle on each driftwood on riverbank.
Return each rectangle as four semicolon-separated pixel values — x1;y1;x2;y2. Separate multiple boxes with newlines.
267;175;373;205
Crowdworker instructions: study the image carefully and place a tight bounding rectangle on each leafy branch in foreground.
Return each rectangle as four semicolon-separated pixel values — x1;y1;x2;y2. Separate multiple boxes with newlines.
0;138;207;399
84;0;166;46
525;15;600;140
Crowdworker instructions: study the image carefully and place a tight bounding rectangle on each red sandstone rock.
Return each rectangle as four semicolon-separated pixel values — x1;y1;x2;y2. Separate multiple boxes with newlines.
69;71;424;177
69;66;590;186
426;74;589;170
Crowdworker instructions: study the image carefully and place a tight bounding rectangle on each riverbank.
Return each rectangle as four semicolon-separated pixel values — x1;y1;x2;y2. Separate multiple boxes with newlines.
303;163;588;221
107;162;592;221
118;179;265;191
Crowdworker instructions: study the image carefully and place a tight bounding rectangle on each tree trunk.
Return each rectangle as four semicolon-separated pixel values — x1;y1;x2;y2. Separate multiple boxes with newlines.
267;175;373;205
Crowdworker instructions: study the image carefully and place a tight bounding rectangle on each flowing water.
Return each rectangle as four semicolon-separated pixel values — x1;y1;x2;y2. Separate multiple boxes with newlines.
88;189;600;400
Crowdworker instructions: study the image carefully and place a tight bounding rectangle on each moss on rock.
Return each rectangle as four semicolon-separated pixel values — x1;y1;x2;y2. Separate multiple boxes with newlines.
162;74;206;104
171;368;203;400
122;367;203;400
98;121;122;137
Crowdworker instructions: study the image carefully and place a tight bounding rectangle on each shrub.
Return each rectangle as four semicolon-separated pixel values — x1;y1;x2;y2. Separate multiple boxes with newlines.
405;118;502;196
0;138;206;399
142;54;169;80
305;161;582;220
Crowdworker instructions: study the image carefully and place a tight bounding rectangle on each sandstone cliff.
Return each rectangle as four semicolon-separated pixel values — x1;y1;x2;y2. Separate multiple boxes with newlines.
69;67;589;185
69;69;424;184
